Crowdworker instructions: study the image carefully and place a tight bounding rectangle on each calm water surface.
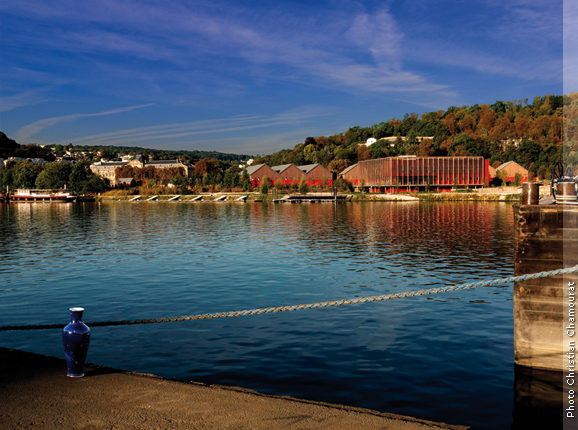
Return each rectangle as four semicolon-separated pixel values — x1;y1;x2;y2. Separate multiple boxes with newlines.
0;201;516;428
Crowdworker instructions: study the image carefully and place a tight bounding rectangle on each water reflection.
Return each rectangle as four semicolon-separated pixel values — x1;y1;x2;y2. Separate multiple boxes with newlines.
0;201;520;429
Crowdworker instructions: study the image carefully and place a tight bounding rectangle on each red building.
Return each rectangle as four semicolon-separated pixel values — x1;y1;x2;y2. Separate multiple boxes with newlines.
298;164;333;187
340;156;489;192
495;161;528;183
246;164;279;187
271;164;305;186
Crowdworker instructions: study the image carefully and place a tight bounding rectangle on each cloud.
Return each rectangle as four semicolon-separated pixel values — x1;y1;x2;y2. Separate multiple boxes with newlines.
195;129;313;154
14;104;153;141
0;1;450;96
0;89;48;112
51;107;335;150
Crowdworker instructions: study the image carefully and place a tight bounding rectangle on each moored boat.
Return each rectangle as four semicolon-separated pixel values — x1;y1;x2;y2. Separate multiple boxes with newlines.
9;189;77;202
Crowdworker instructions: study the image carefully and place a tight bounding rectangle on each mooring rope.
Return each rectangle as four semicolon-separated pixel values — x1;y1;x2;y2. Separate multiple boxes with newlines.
1;266;577;332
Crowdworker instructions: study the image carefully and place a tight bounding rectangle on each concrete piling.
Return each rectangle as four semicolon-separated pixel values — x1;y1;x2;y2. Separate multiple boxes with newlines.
513;204;578;371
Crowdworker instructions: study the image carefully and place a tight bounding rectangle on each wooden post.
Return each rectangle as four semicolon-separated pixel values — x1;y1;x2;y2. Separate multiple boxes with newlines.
514;204;578;371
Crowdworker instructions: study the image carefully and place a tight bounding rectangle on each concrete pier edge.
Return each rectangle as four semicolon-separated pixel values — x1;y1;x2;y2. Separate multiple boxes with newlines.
0;347;467;429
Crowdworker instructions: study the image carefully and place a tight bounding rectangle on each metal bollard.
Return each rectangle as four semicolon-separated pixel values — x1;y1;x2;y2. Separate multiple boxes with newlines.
521;182;540;205
556;182;577;203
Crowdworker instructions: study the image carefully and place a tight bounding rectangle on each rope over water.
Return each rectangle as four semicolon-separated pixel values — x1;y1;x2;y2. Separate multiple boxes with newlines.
1;266;577;332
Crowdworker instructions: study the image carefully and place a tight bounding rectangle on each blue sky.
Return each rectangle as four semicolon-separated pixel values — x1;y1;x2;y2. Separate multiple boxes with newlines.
0;0;566;155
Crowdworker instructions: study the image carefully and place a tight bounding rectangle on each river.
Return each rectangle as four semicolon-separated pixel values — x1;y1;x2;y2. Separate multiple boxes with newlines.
0;201;519;428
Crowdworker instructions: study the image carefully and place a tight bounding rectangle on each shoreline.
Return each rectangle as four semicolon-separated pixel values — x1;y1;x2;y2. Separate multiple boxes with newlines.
94;191;526;203
0;347;467;429
89;185;545;203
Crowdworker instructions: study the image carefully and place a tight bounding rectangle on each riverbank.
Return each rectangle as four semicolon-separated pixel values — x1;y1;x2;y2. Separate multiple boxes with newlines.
0;348;466;430
95;188;529;202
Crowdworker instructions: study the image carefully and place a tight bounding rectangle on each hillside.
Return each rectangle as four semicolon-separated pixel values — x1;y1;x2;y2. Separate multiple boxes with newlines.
0;132;54;160
69;145;251;163
256;94;573;178
0;132;252;163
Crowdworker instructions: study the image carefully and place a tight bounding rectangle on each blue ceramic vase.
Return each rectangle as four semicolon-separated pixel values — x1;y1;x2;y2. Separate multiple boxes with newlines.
62;307;91;377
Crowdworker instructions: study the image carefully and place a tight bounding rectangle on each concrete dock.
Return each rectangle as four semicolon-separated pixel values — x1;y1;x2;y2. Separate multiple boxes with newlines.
0;348;466;429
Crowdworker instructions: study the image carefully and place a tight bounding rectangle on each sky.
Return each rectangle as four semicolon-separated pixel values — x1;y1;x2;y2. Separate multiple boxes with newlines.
0;0;569;155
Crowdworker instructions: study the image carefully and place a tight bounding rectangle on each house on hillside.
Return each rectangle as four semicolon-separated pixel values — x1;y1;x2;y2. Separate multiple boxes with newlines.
90;158;192;187
271;164;305;185
116;178;135;188
147;160;192;176
90;161;128;186
246;164;279;187
298;164;333;186
496;161;528;183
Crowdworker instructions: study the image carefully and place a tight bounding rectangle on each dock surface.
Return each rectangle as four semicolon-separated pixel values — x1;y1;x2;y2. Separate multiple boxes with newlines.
0;348;466;429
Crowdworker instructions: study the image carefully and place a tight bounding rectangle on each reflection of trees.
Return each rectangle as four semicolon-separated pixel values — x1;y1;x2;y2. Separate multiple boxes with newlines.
1;202;514;279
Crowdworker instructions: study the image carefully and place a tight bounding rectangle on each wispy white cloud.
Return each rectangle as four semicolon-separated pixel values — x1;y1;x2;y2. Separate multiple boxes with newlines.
51;107;335;150
196;129;314;155
0;1;450;96
15;104;153;141
0;89;48;112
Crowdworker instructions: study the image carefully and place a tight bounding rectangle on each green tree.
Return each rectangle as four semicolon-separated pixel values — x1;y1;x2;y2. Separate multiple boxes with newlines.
260;177;270;194
516;139;541;167
84;175;109;193
0;167;13;190
298;178;309;194
68;162;90;193
53;144;65;156
327;159;350;174
35;162;72;189
14;161;42;188
240;170;251;191
222;166;241;189
303;144;317;163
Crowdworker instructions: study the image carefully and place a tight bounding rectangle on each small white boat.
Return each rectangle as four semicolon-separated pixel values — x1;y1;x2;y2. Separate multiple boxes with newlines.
9;189;77;202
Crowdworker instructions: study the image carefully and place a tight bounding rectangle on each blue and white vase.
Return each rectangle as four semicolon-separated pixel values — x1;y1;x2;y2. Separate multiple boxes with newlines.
62;307;91;377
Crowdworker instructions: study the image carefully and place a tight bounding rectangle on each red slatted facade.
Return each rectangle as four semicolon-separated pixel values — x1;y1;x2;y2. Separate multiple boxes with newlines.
341;156;488;192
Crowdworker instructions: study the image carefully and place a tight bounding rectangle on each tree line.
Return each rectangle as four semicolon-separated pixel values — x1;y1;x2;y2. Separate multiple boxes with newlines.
116;158;253;194
0;160;108;194
59;144;252;164
1;93;573;193
255;94;570;179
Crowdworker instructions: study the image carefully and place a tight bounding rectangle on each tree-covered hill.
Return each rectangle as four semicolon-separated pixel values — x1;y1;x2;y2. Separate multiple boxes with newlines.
68;145;251;163
0;132;252;163
256;94;572;178
0;132;54;160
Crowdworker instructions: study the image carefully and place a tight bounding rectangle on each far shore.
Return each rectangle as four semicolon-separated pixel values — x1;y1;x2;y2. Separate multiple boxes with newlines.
93;185;546;203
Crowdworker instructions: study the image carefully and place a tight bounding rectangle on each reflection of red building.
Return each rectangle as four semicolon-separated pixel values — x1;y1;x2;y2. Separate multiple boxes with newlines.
298;164;333;187
340;156;489;192
246;164;279;187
